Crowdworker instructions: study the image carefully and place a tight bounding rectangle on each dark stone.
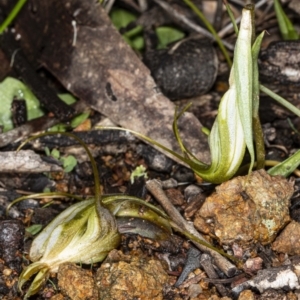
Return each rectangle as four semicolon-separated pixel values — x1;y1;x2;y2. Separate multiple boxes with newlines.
0;220;25;273
144;38;218;100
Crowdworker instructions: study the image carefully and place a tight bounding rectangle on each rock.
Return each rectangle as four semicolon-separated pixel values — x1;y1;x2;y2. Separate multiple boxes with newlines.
144;38;218;100
0;220;24;273
96;250;169;300
259;289;295;300
50;294;67;300
243;257;263;274
194;170;293;247
272;220;300;255
238;290;255;300
187;283;202;299
232;264;300;295
57;263;98;300
165;188;185;206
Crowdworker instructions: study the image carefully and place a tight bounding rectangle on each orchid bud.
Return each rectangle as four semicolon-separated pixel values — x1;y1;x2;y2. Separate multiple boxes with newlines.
18;199;120;299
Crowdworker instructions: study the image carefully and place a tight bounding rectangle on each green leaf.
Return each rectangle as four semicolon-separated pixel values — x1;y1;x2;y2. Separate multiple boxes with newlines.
110;8;143;50
58;93;77;105
260;84;300;118
44;147;51;157
181;0;232;66
252;31;266;169
0;77;44;132
50;149;60;160
130;165;148;183
110;8;137;30
268;150;300;177
26;224;43;236
252;31;265;117
274;0;299;40
156;26;185;49
224;1;238;35
70;112;90;128
48;123;68;132
61;155;77;173
130;35;144;51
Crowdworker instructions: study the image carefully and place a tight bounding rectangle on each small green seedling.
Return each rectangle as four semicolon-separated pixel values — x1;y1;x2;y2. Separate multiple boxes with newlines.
130;165;148;183
61;155;77;173
45;147;77;173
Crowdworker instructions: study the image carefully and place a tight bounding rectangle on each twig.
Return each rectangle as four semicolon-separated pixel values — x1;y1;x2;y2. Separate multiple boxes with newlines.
200;253;229;297
0;101;85;148
0;150;62;173
145;179;237;277
175;247;201;287
153;0;234;51
0;115;58;148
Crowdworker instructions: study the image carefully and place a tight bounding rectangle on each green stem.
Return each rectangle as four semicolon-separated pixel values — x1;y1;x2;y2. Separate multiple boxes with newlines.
17;132;102;203
170;221;239;263
182;0;232;67
0;0;27;34
253;117;265;169
238;160;300;177
260;84;300;118
223;0;238;35
6;192;85;215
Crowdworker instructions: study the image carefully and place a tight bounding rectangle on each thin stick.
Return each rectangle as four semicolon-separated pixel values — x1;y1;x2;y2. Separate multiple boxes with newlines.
146;179;238;277
153;0;234;51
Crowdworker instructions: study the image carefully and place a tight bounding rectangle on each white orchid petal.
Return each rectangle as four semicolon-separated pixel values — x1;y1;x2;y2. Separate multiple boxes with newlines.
29;201;120;273
30;199;94;261
234;8;255;171
193;6;256;183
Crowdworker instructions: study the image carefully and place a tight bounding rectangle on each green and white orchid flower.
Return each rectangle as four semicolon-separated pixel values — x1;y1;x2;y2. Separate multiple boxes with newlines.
18;199;120;299
101;6;265;184
184;6;265;183
15;132;172;299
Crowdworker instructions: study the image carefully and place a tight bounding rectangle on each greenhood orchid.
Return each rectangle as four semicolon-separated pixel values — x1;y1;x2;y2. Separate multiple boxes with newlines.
18;199;120;299
100;6;265;184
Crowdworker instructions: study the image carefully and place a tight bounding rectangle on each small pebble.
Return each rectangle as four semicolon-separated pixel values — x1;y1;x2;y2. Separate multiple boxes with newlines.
2;268;12;276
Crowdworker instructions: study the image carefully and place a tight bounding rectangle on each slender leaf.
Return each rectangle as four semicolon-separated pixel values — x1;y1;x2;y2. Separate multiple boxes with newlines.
223;0;238;35
0;0;27;34
260;84;300;118
252;31;265;169
268;150;300;177
182;0;232;66
274;0;299;40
